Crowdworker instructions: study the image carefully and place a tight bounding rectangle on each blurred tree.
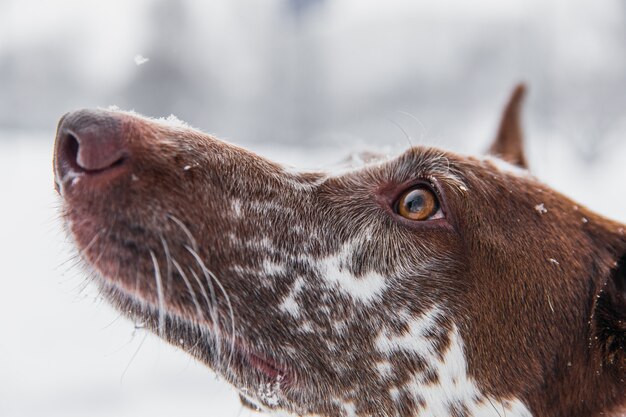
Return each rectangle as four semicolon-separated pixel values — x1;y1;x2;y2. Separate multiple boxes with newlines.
262;0;330;144
286;0;325;19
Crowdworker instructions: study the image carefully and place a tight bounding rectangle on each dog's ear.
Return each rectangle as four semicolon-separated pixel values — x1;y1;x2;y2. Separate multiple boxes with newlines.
488;84;528;168
595;251;626;372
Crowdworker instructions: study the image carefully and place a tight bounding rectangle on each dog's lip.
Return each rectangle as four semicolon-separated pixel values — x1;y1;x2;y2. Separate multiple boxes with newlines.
99;273;295;388
56;161;130;197
245;350;289;381
232;341;293;385
76;243;287;382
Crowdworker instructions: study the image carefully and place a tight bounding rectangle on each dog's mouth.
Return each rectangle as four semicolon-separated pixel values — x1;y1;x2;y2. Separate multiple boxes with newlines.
85;243;295;409
239;350;294;411
246;351;288;381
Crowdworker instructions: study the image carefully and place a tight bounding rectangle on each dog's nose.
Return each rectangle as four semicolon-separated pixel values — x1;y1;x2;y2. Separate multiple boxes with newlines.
54;110;130;188
55;109;128;171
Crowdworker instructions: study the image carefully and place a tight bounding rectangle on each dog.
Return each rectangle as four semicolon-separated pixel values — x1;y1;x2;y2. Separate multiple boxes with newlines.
53;85;625;417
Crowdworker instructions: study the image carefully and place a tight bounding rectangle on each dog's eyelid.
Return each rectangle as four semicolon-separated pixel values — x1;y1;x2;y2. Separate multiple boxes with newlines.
429;176;452;216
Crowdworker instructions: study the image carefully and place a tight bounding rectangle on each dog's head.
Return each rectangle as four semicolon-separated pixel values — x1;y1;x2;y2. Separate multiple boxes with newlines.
53;86;625;417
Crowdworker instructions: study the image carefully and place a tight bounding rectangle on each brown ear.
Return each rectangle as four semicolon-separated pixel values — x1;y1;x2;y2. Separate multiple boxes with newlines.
488;84;528;168
595;254;626;371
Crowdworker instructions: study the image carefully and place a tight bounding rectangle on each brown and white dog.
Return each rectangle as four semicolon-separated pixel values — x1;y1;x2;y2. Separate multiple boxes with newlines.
53;86;625;417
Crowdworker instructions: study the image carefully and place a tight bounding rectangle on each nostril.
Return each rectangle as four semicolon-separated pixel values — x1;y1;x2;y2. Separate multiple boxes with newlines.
108;155;127;169
66;133;80;169
54;110;130;176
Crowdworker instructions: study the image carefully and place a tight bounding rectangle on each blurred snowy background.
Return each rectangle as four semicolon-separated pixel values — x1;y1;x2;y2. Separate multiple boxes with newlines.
1;0;626;416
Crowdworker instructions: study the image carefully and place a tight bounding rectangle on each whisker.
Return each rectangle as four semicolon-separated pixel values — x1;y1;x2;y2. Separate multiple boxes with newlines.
120;330;149;383
387;117;414;148
100;312;124;330
165;215;221;353
56;228;104;274
396;110;427;143
160;236;174;302
189;262;221;360
149;250;166;337
89;224;116;269
187;334;204;353
171;258;204;321
188;268;217;323
167;214;199;252
104;321;142;356
72;276;93;299
486;397;504;417
186;246;237;370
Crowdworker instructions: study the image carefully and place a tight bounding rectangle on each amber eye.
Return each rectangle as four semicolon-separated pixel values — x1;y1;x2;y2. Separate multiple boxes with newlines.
396;186;440;221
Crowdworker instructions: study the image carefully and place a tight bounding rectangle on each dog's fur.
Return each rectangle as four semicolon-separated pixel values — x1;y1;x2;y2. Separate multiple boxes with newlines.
53;86;625;417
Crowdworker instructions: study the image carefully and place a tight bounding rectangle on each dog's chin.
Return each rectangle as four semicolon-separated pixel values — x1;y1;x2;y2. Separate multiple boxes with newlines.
64;211;302;412
86;263;299;412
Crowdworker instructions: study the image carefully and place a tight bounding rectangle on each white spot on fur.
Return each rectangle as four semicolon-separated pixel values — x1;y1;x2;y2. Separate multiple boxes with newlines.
279;295;300;317
249;200;295;215
317;242;388;304
320;259;387;304
535;203;547;214
279;277;305;318
263;259;286;275
389;387;401;402
375;308;441;356
299;321;314;333
376;361;393;378
258;237;274;250
340;401;357;417
332;319;349;334
394;326;533;417
231;199;243;217
257;375;284;407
